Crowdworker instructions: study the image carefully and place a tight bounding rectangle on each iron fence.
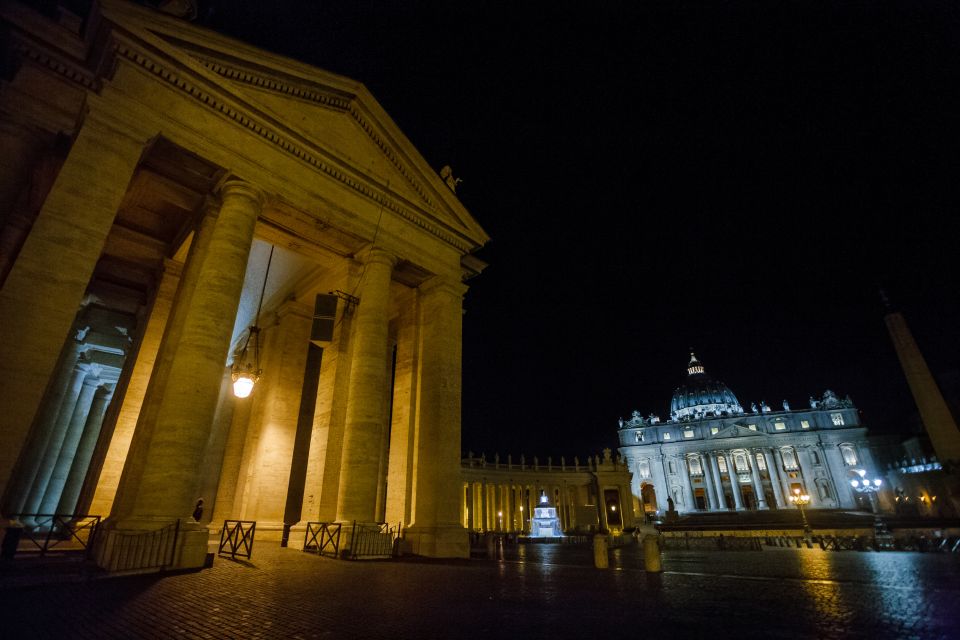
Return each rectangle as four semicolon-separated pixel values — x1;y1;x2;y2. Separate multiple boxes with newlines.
4;513;101;558
304;522;342;558
218;520;256;560
349;522;399;559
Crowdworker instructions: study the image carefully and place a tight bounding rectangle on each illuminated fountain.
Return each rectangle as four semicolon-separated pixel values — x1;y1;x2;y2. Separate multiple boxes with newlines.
530;491;563;538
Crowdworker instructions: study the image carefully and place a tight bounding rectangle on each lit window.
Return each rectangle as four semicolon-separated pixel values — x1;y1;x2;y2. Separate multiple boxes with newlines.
635;431;643;443
710;426;719;435
683;428;695;438
734;452;749;473
747;424;757;431
755;452;766;471
800;420;810;429
781;448;798;470
831;413;844;426
638;459;651;479
688;456;703;475
718;456;728;473
663;432;671;440
840;445;858;466
774;421;786;431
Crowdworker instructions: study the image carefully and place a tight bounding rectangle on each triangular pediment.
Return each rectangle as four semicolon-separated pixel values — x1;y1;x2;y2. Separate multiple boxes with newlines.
712;423;767;439
99;0;489;253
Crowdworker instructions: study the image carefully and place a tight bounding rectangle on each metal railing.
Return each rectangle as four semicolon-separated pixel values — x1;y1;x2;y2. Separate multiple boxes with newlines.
98;519;180;572
303;521;401;559
349;522;399;559
218;520;256;560
5;513;101;558
304;522;342;558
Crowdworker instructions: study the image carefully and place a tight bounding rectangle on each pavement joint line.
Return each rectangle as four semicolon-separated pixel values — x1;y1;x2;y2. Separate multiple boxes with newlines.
663;569;960;592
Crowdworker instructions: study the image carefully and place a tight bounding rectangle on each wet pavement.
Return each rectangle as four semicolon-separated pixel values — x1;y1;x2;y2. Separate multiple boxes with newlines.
2;542;958;639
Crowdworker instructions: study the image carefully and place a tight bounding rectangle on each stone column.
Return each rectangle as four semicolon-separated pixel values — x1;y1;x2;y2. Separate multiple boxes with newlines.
651;453;669;513
336;248;396;524
724;452;745;510
56;385;114;516
774;448;797;498
403;276;470;557
0;117;145;501
38;375;103;515
22;363;91;518
3;337;84;516
680;457;696;511
823;444;853;507
764;449;786;508
796;446;819;507
97;179;263;571
89;259;183;517
748;450;768;509
708;453;727;509
701;454;718;510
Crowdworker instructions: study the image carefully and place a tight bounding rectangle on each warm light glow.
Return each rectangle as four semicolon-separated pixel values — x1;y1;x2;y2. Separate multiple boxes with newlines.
610;505;617;511
232;375;255;398
497;511;503;517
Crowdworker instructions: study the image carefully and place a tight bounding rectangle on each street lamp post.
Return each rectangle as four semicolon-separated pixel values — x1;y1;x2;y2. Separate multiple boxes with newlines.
849;469;892;550
789;488;812;541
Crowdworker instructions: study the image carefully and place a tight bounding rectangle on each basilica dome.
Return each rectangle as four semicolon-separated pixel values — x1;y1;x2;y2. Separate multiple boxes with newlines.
669;353;743;420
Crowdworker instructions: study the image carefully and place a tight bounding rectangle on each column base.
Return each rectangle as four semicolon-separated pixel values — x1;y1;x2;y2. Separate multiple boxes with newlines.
402;524;469;559
95;516;211;573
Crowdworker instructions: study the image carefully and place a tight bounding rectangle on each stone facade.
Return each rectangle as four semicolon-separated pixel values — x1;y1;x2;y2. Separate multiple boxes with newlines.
618;354;882;517
0;1;488;568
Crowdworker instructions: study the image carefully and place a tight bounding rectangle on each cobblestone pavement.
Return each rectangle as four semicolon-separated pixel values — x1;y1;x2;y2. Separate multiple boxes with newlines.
2;542;958;639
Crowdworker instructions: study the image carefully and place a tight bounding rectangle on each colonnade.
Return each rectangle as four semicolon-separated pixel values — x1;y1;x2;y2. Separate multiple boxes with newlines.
463;481;578;533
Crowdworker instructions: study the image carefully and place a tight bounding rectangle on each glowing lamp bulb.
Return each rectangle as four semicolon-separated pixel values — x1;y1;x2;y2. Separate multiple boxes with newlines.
851;479;859;488
233;375;255;398
873;479;882;487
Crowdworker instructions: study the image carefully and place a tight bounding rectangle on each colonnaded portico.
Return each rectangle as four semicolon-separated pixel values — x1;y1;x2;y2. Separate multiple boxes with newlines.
0;0;488;569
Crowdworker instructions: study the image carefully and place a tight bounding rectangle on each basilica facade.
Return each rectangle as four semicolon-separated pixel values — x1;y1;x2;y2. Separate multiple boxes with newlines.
618;354;882;517
0;0;488;568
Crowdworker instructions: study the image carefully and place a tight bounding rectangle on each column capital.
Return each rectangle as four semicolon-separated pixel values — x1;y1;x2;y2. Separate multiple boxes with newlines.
418;275;468;299
355;246;397;269
216;177;266;209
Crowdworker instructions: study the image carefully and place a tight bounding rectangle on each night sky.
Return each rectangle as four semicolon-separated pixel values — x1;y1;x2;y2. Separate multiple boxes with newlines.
196;1;960;460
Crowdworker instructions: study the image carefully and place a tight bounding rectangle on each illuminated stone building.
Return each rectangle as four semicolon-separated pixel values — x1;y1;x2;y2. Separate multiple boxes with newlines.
617;354;882;517
460;449;635;534
0;0;488;568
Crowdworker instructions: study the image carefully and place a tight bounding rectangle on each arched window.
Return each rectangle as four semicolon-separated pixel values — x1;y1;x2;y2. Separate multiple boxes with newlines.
755;452;766;471
688;456;703;476
718;456;728;473
734;452;749;473
638;458;651;479
840;444;858;466
781;447;798;470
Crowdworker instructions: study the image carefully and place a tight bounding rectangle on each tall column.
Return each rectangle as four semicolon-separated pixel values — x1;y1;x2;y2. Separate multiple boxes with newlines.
884;309;960;462
57;385;114;516
708;452;727;509
651;453;669;512
701;454;718;510
97;179;263;571
38;375;103;515
403;276;470;557
21;363;91;518
724;452;744;510
764;449;785;508
89;259;182;517
774;448;796;498
680;457;696;511
795;446;819;507
0;116;145;501
336;248;396;524
748;450;768;509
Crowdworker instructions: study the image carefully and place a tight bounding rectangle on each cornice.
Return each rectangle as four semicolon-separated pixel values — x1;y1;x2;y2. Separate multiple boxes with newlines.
7;32;100;91
110;38;477;254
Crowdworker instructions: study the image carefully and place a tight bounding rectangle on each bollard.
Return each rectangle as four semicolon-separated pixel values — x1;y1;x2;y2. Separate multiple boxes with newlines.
643;534;662;573
593;533;609;569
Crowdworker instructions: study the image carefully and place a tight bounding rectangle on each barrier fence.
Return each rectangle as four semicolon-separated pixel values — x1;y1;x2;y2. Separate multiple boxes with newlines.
219;520;256;560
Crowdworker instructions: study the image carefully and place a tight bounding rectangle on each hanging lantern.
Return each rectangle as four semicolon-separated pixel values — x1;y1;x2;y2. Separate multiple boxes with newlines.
231;245;274;398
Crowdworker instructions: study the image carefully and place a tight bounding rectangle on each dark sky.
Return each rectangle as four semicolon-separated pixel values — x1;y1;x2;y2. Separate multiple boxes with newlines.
197;1;960;460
